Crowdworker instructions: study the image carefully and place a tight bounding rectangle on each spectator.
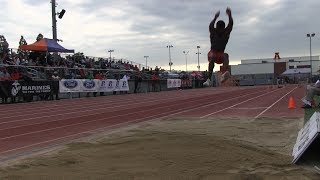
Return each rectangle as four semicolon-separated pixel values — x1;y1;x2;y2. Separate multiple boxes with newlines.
85;71;94;97
51;71;60;100
94;71;104;97
10;68;21;81
0;67;10;80
134;71;142;93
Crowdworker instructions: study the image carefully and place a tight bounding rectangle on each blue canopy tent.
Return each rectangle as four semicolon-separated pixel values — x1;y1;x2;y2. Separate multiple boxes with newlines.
19;38;74;53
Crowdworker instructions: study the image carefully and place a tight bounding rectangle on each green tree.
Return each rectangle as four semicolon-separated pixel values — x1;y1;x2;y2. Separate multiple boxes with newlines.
18;35;28;55
0;35;9;54
36;33;44;41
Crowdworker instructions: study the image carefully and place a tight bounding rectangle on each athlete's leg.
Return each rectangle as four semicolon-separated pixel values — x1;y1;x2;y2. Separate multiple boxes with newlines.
221;53;231;83
208;59;215;81
221;53;229;73
204;51;215;86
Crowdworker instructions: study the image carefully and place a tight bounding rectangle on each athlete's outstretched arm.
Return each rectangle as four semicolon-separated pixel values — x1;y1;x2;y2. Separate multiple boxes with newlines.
209;11;220;32
226;7;233;34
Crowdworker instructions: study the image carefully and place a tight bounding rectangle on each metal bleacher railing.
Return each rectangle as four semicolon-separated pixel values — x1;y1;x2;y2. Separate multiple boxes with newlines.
0;48;205;103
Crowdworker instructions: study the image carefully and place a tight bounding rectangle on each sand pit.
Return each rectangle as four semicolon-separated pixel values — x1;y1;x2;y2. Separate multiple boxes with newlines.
0;117;319;180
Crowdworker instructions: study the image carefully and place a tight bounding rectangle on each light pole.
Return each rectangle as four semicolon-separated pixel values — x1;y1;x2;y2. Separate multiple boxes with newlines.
183;51;189;72
167;45;173;71
51;0;66;41
144;56;149;69
108;50;114;61
307;33;315;79
196;46;201;71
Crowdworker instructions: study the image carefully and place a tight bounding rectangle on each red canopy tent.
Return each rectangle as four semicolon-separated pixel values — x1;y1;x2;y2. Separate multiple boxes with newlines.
19;38;74;53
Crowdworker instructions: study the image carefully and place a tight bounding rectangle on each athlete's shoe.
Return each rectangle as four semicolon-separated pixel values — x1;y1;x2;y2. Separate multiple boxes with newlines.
220;71;231;83
203;79;211;87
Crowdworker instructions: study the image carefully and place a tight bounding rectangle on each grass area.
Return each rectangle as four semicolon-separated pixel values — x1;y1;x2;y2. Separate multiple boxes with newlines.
304;96;320;123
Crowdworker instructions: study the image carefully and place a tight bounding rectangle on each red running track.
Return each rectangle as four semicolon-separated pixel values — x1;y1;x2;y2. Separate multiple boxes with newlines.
0;85;304;162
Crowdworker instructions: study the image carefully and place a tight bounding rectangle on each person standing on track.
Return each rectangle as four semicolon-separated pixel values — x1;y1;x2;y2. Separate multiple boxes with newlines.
204;7;233;86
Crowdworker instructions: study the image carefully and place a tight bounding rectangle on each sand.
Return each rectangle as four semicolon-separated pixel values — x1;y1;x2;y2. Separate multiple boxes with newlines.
0;117;319;180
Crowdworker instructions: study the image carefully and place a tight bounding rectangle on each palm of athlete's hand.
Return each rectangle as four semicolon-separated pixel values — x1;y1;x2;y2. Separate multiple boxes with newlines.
214;11;220;18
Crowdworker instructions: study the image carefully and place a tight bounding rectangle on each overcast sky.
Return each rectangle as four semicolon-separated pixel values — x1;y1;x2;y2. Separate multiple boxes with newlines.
1;0;320;71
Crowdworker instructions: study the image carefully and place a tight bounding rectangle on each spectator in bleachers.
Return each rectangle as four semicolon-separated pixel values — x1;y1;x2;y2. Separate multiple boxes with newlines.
0;67;10;80
85;71;94;97
10;68;21;81
134;71;142;93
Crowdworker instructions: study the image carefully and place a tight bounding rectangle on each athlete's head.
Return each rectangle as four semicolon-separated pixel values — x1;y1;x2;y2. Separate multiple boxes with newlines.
216;20;225;32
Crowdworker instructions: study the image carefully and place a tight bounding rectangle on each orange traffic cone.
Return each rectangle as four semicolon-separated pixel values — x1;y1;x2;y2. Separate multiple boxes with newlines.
288;97;296;109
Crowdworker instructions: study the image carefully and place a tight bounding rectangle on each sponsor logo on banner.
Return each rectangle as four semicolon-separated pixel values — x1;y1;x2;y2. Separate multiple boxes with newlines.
60;79;129;93
60;79;81;93
83;80;96;89
81;79;98;92
63;79;78;89
120;79;129;91
98;80;117;92
11;81;21;96
114;79;129;92
21;84;51;94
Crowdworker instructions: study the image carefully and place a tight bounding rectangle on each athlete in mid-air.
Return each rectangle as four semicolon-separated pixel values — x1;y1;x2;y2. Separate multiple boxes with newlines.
204;7;233;86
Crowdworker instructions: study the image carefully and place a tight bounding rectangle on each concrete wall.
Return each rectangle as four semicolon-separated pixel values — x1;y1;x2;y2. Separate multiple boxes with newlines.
231;63;274;75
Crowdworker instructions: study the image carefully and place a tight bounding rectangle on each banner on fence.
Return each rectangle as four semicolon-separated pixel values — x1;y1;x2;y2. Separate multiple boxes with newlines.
80;79;99;92
167;79;181;88
59;79;81;93
10;80;52;96
59;79;129;93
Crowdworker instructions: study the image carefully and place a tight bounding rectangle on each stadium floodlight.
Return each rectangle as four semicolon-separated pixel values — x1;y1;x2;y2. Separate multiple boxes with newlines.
108;50;114;60
167;45;173;71
183;51;189;72
58;9;66;19
307;33;316;80
144;56;149;69
196;46;201;71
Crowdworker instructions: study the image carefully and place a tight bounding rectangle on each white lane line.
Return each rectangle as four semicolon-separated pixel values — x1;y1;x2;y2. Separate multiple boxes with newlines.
200;88;283;118
254;86;298;119
137;88;270;119
230;107;268;110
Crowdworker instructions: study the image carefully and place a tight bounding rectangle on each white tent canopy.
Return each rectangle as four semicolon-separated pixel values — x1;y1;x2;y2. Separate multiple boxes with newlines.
282;68;311;75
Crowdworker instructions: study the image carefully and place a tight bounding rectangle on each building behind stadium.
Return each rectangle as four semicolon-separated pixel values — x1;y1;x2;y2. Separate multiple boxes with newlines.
230;53;320;86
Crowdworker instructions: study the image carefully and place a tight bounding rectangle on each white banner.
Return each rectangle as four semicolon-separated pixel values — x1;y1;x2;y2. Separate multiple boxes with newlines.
59;79;81;93
292;112;320;163
118;79;130;91
60;79;129;93
167;79;181;88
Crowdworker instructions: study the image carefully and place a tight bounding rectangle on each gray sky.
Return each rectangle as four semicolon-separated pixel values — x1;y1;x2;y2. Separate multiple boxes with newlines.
1;0;320;71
